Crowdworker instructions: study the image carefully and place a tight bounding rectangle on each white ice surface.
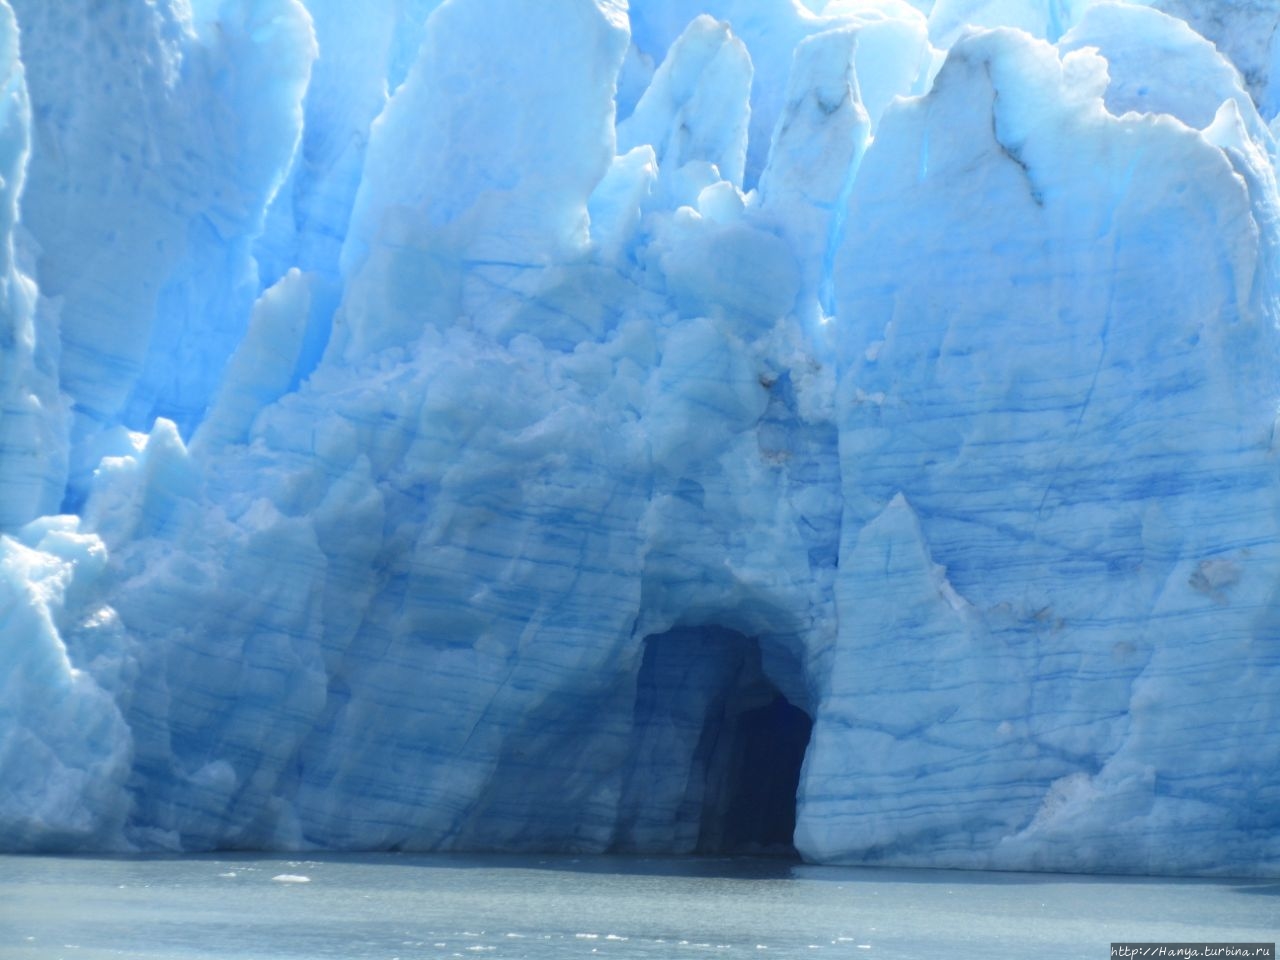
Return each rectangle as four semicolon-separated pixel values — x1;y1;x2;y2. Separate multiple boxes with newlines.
0;0;1277;876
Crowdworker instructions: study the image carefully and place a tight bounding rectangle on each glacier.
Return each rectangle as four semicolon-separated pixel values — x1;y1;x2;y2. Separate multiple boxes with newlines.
0;0;1278;877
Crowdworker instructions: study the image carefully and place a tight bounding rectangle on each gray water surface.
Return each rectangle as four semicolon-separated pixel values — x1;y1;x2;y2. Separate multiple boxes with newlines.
1;854;1275;959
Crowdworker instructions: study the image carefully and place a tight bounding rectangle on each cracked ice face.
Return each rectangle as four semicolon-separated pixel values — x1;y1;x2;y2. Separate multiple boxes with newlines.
1;0;1279;877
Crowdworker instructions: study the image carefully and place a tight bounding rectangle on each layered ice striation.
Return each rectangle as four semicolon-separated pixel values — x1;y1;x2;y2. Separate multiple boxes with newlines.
0;0;1278;877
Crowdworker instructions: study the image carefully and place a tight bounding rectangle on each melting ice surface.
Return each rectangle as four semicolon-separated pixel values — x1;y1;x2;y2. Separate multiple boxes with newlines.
2;854;1278;960
2;0;1280;877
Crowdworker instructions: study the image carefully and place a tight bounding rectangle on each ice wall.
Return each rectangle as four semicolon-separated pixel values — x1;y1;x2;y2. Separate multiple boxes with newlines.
1;0;1278;876
805;24;1280;874
10;0;315;488
0;2;62;532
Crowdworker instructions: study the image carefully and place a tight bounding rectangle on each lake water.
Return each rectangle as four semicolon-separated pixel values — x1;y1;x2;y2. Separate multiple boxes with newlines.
1;853;1275;960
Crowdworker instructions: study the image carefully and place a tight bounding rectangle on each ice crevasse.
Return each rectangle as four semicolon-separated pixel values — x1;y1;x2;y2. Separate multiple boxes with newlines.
1;0;1279;877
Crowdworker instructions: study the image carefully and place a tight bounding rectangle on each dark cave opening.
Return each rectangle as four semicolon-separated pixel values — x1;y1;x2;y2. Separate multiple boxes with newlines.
702;691;813;854
614;626;812;857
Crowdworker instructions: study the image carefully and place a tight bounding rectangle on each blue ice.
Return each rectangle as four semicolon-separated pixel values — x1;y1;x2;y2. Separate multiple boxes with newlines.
0;0;1278;878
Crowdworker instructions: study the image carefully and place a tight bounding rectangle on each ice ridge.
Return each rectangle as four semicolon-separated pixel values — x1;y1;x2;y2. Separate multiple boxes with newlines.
0;0;1278;878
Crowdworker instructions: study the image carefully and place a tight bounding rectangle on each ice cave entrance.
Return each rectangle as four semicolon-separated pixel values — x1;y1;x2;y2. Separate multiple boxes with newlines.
616;626;812;856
